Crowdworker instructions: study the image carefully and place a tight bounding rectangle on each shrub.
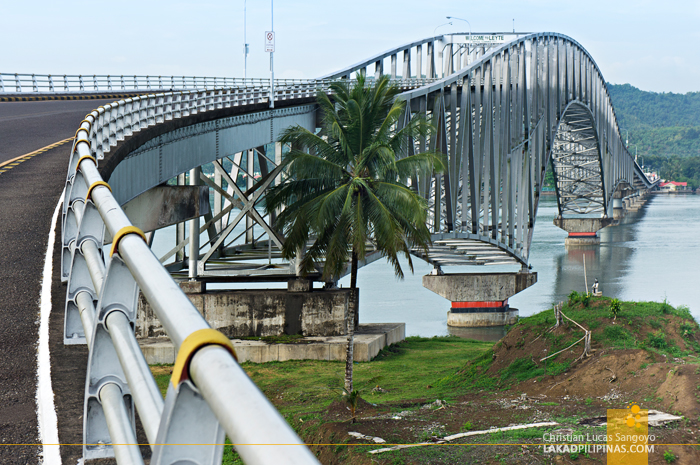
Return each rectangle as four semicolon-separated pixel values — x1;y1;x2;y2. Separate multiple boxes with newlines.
568;290;581;304
581;293;591;308
610;298;622;319
647;332;668;350
680;322;696;337
664;449;677;463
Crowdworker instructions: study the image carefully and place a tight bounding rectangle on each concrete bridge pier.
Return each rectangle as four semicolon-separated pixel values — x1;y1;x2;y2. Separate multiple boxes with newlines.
422;272;537;327
553;217;615;246
613;194;625;220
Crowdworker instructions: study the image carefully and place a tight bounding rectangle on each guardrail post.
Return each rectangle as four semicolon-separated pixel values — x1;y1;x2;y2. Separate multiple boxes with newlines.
48;74;54;92
65;201;104;344
151;380;225;465
62;171;88;281
83;256;140;461
14;73;21;92
32;74;38;92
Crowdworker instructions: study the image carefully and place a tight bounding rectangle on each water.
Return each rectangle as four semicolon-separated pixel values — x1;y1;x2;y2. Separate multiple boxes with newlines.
150;194;700;338
339;194;700;337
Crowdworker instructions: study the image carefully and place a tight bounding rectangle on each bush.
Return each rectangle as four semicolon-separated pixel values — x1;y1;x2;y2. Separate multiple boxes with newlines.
647;332;668;350
680;322;696;337
664;449;677;463
610;298;622;319
581;293;591;308
568;290;581;304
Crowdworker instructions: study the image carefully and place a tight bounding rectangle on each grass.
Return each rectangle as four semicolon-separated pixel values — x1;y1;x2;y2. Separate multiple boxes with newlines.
148;297;700;464
516;297;699;359
150;336;493;464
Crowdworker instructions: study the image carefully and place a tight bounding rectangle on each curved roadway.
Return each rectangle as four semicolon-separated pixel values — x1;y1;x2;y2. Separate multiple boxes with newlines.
0;98;127;464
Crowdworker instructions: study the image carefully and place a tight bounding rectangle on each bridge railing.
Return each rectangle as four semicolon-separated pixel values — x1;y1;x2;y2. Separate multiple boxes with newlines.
65;112;324;463
0;72;435;95
63;78;433;161
62;77;434;464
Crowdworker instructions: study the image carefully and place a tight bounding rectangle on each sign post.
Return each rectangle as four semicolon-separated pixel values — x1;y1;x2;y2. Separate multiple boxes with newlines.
267;0;275;108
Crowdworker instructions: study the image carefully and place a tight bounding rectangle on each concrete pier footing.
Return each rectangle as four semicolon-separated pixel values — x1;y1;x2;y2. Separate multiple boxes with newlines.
423;272;537;328
553;217;615;247
139;323;405;364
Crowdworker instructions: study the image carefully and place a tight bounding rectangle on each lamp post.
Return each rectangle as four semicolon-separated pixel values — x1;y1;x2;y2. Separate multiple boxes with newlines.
433;21;452;35
446;16;472;66
269;0;274;108
243;0;249;80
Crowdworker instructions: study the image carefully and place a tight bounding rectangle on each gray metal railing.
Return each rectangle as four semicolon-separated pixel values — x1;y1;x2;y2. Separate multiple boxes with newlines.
0;72;435;95
1;73;277;93
60;77;433;464
60;78;434;160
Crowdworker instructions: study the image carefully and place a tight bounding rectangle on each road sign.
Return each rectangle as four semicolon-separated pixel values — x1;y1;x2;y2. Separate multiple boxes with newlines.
265;31;275;52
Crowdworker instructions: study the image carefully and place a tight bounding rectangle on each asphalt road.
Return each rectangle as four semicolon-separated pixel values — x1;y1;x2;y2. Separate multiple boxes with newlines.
0;99;116;164
0;98;117;463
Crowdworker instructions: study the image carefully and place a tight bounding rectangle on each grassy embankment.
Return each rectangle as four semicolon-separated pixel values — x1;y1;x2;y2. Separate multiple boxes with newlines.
150;296;700;464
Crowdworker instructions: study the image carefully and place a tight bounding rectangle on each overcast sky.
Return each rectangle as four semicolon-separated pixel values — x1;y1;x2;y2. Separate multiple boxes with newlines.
3;0;699;93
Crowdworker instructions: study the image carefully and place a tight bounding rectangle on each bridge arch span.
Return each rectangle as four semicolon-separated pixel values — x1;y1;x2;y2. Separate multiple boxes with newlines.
391;33;655;267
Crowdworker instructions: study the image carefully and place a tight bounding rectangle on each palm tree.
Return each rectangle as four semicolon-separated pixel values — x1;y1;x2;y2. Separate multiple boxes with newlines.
266;74;443;393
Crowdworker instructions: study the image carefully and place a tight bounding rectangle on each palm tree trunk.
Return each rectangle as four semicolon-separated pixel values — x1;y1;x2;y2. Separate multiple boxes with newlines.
345;249;358;394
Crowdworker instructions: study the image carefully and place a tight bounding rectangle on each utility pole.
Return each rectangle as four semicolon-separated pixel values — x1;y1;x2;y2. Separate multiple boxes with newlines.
243;0;249;79
269;0;275;108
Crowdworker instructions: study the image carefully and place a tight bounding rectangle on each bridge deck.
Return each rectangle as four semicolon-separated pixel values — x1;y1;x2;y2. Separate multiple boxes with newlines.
0;98;151;463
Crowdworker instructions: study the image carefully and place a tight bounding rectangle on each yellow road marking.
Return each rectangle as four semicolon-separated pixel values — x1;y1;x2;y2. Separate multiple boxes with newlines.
0;137;74;173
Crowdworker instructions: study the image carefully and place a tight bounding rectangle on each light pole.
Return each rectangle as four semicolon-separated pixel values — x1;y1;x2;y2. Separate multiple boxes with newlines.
433;21;452;35
243;0;249;79
269;0;274;108
446;16;472;66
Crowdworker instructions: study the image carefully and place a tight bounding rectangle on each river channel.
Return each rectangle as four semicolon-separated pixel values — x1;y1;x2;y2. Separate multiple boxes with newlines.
149;194;700;339
340;194;700;338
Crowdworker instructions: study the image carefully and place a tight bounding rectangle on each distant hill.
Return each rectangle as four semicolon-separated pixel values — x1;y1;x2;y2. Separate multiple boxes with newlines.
606;84;700;188
608;83;700;129
607;83;700;159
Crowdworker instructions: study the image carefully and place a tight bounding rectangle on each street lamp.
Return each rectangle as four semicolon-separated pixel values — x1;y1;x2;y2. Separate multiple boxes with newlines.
243;0;249;79
269;0;274;108
434;21;452;35
446;16;472;46
446;16;473;67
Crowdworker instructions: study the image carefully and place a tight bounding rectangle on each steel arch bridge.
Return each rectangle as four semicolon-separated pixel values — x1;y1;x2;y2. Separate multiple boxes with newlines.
60;32;654;277
43;31;657;464
362;32;655;268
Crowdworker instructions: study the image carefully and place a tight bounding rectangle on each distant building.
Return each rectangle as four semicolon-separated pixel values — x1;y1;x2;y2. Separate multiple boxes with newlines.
658;181;688;192
644;171;659;182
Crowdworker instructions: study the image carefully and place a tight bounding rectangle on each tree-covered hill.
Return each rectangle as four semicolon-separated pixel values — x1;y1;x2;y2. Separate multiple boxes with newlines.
607;83;700;160
608;83;700;129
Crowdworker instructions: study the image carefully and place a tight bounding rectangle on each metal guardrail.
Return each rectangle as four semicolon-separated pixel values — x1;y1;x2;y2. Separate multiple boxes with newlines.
57;78;434;161
61;85;327;464
61;77;434;464
1;73;284;93
0;72;436;95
